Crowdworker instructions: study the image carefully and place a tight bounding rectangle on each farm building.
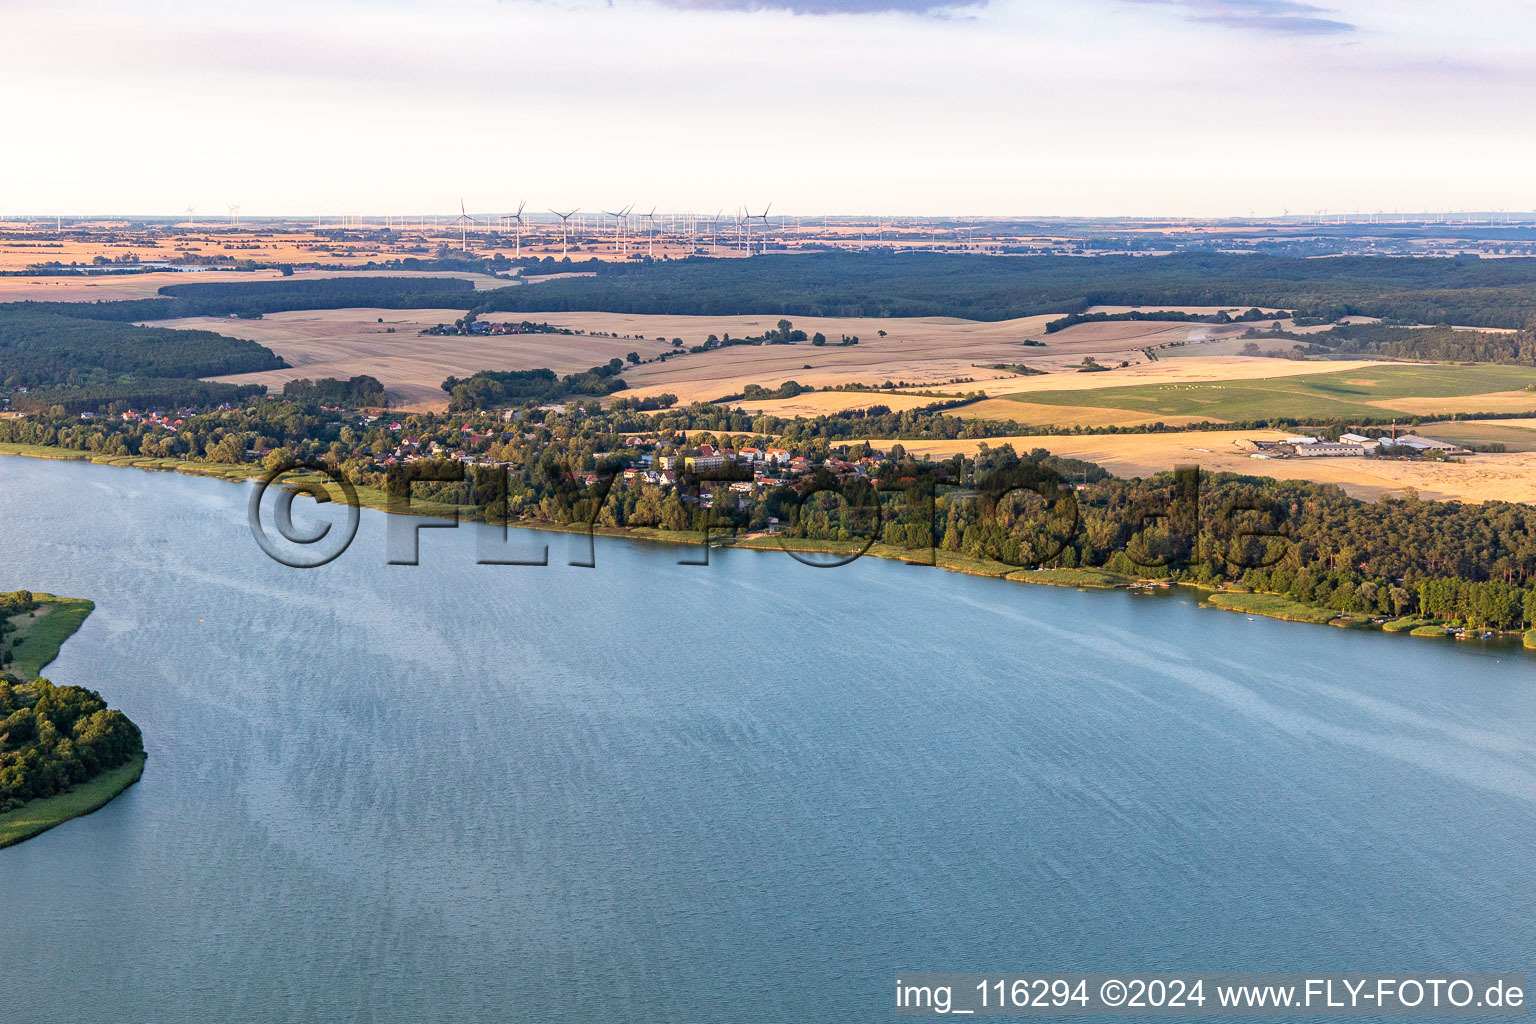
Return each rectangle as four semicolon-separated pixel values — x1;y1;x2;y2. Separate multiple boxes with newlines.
1388;434;1470;455
1291;442;1366;458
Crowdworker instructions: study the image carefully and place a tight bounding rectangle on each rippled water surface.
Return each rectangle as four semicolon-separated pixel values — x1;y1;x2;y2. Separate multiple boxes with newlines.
2;456;1533;1023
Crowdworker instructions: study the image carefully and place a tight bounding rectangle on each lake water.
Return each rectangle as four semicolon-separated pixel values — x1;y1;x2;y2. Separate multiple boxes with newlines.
2;456;1533;1023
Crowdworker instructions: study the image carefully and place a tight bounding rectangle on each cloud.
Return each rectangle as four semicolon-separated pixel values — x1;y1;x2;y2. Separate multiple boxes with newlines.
1127;0;1356;34
651;0;983;14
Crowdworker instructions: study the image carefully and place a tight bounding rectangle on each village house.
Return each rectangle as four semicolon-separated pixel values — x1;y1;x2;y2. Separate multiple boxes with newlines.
686;453;726;471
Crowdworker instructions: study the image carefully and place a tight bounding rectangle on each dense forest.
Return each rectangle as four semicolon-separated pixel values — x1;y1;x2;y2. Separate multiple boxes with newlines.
1255;322;1536;364
0;311;285;386
10;256;1536;332
1046;307;1288;332
443;360;628;412
0;591;143;814
10;379;268;415
0;678;144;812
283;375;388;407
0;309;283;412
467;252;1536;328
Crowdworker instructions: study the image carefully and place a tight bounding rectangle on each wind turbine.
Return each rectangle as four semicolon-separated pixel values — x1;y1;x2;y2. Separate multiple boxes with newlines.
228;203;241;226
453;198;474;251
749;202;771;254
508;200;526;257
643;206;657;257
603;207;626;253
549;208;578;258
184;204;196;227
603;204;633;254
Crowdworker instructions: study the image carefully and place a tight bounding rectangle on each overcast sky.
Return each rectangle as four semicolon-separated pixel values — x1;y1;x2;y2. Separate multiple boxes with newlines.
4;0;1530;217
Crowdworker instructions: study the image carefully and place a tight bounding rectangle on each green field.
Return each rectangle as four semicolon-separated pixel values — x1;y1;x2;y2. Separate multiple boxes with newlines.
1011;567;1134;589
0;754;145;849
6;594;95;679
1383;616;1436;633
1204;591;1341;624
1002;365;1536;423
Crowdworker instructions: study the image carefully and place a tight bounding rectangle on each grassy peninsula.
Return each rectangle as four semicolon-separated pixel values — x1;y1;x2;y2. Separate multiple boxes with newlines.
0;590;144;850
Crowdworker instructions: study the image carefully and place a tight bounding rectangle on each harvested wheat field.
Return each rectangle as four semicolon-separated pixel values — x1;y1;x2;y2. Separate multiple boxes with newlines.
901;355;1386;398
946;398;1215;428
1027;319;1256;360
1369;391;1536;416
516;312;1319;405
523;311;1064;403
189;308;676;410
732;392;943;417
870;430;1536;504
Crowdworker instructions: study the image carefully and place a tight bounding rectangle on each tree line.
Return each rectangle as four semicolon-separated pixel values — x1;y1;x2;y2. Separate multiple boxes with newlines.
283;375;388;407
0;309;285;413
442;361;628;412
1257;322;1536;365
0;678;144;812
9;394;1536;628
0;275;475;322
461;252;1536;328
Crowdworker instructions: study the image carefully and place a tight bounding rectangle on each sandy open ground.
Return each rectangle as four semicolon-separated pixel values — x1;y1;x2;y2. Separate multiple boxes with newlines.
187;308;676;409
870;429;1536;503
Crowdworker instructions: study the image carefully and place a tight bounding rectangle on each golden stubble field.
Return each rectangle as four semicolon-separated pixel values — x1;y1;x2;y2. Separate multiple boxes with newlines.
515;311;1294;406
873;429;1536;504
738;355;1396;425
188;309;678;409
185;303;1403;418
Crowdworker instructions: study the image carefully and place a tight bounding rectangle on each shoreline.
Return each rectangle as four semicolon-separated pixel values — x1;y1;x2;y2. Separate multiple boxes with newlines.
3;444;1530;654
0;755;146;850
0;588;146;850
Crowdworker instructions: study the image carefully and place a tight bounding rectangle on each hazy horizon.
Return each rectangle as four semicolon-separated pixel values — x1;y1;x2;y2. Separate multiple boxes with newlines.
6;0;1534;219
11;210;1536;223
